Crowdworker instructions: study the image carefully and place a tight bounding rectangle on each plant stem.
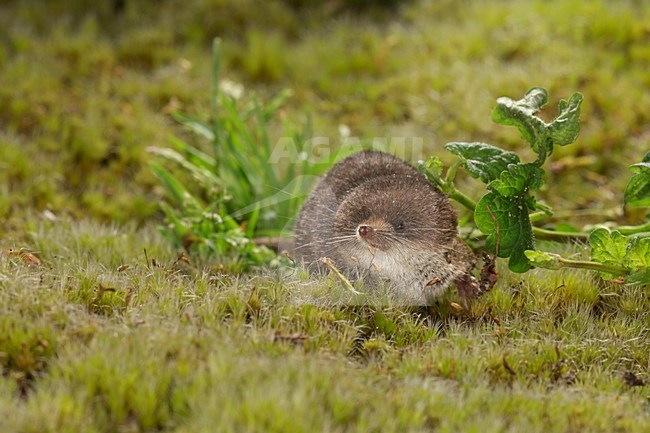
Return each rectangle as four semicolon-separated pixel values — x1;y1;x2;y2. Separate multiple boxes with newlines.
449;189;477;212
530;208;626;225
320;257;363;295
617;220;650;235
529;220;650;242
536;252;630;276
443;161;478;212
444;160;463;185
529;211;548;222
542;208;621;221
532;226;589;242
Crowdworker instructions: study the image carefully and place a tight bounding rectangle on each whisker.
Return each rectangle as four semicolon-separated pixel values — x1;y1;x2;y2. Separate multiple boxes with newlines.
404;228;458;234
293;233;358;251
324;236;358;245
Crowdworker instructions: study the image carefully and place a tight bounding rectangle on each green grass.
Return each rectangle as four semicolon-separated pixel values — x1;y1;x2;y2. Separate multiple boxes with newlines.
1;220;648;432
1;0;649;431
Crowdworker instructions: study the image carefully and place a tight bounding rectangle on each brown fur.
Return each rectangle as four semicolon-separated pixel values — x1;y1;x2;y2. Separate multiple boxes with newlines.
294;151;473;304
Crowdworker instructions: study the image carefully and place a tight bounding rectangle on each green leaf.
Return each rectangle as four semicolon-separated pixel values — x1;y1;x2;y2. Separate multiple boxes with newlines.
245;203;261;239
498;87;548;116
587;228;650;282
419;156;444;183
261;88;293;120
624;151;650;208
444;142;520;183
491;88;583;163
589;228;629;278
625;268;650;286
492;87;549;151
169;136;216;171
589;228;629;266
525;250;563;270
627;236;650;270
172;112;215;141
488;163;545;197
475;192;534;272
548;92;583;146
148;146;222;190
149;163;190;207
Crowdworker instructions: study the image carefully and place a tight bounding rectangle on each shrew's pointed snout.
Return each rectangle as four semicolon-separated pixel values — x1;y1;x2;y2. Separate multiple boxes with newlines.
357;224;375;239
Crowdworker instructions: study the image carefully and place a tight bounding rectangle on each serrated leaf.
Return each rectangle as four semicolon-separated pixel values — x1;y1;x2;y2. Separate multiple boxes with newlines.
548;93;583;146
625;172;650;207
444;142;520;183
420;156;444;181
627;236;650;269
488;163;545;197
491;88;583;163
589;228;629;272
624;151;650;208
492;88;549;151
625;268;650;286
588;228;650;281
498;87;548;116
475;192;534;272
508;247;532;273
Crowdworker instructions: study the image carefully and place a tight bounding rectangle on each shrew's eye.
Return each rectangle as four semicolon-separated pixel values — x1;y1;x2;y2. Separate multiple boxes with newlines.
395;222;405;231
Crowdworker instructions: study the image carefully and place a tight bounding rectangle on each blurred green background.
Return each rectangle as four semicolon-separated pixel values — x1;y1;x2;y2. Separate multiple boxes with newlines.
1;0;648;232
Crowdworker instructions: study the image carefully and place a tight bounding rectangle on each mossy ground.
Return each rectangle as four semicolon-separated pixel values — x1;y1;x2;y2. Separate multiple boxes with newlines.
1;220;648;432
0;1;649;431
